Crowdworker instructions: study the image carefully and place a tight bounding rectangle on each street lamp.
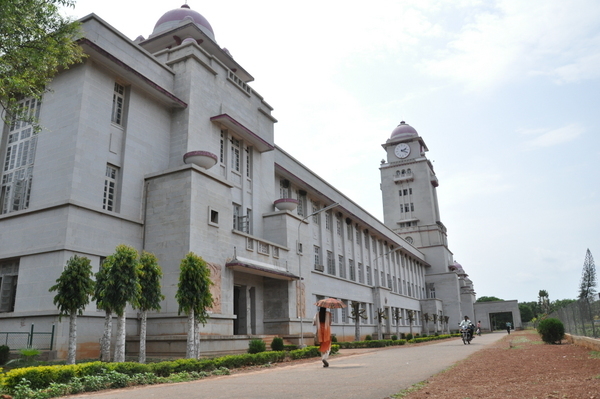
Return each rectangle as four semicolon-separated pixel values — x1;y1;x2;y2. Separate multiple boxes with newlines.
297;202;339;348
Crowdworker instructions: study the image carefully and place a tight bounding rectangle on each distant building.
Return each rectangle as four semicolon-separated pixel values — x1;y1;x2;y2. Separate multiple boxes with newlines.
1;5;491;359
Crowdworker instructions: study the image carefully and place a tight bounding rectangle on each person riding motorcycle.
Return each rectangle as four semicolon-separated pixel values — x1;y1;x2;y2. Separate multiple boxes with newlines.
459;316;475;341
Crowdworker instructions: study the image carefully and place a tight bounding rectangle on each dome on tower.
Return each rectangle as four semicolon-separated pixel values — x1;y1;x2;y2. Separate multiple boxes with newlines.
390;121;418;140
152;4;215;40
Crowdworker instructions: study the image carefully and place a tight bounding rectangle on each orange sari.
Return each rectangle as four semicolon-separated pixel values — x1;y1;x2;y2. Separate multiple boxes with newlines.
314;311;332;353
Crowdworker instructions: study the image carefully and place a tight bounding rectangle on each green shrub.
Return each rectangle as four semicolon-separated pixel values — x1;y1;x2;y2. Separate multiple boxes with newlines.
0;345;10;365
331;335;338;343
109;362;151;376
271;337;284;351
391;335;397;341
150;361;176;377
283;344;297;351
365;335;372;341
421;333;428;338
537;318;565;344
406;333;413;340
248;339;266;354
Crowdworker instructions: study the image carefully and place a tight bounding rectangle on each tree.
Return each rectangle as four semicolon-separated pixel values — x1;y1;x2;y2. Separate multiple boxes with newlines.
92;260;113;362
104;245;140;362
376;308;387;339
175;253;213;359
0;0;85;122
407;310;415;337
577;249;597;337
538;290;550;315
422;313;430;335
578;249;597;301
133;251;164;364
49;255;94;364
519;303;535;323
349;302;367;341
476;296;503;302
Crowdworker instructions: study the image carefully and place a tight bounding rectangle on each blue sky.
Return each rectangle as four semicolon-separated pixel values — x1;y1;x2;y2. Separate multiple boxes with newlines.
68;0;600;303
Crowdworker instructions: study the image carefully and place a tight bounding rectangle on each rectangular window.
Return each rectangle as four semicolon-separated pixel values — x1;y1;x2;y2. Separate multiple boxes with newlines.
338;255;345;278
219;131;225;163
231;138;240;172
336;217;342;236
313;246;321;269
245;147;252;178
341;300;348;323
103;165;118;211
111;82;125;125
388;274;392;289
349;259;355;281
365;233;369;249
233;204;241;230
325;211;332;230
366;266;372;285
296;191;306;217
358;263;364;284
356;229;361;245
279;179;289;199
245;208;252;234
0;259;19;313
326;251;335;275
312;202;319;224
1;98;40;214
411;203;414;212
347;224;352;242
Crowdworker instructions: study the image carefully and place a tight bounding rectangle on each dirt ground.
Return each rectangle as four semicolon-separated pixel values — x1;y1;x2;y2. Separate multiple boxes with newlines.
398;329;600;399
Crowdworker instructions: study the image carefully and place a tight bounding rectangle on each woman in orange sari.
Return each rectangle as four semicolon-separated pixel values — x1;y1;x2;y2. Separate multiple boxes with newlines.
313;307;332;367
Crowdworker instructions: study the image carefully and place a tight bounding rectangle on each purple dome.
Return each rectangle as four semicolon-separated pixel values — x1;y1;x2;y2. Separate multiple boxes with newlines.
390;121;418;140
153;4;215;40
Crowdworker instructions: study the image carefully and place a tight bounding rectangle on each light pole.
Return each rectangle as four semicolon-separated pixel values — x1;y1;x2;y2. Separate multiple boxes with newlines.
297;202;339;348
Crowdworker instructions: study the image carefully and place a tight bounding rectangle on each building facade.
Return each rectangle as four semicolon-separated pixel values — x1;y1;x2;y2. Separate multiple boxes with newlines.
0;6;480;359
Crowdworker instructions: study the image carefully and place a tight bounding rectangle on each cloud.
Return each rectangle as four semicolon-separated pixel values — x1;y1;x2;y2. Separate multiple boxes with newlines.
418;0;600;91
521;124;584;148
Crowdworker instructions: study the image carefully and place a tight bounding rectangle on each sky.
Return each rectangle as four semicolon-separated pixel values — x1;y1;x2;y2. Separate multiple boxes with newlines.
66;0;600;304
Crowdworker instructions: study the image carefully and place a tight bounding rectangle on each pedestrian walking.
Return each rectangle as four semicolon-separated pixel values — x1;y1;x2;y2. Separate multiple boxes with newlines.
506;321;511;334
313;306;332;367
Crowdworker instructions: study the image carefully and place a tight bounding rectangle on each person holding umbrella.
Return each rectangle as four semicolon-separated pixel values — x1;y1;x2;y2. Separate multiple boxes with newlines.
313;298;346;367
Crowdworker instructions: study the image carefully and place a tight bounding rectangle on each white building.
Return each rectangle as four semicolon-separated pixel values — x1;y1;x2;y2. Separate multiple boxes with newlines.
0;5;482;359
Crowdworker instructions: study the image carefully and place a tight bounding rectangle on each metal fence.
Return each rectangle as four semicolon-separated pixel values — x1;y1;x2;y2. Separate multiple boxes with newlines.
0;324;55;350
549;299;600;338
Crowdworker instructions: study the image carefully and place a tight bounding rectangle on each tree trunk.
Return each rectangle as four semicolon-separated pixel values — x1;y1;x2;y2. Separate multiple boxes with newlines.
194;317;200;359
139;310;147;364
186;310;195;358
113;313;126;362
67;312;77;365
101;311;112;362
409;320;413;337
377;318;383;340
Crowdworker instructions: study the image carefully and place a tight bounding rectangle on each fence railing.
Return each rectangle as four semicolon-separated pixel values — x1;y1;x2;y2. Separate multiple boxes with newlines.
0;324;55;350
549;299;600;339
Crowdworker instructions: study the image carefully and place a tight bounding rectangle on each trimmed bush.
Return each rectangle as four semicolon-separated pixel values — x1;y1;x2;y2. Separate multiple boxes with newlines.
405;333;413;340
0;345;9;365
537;317;565;344
331;335;338;343
365;335;372;341
248;339;266;354
391;335;398;341
271;337;284;351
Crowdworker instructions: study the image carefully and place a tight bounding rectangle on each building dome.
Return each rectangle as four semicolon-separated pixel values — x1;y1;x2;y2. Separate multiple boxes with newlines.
390;121;418;140
152;4;215;40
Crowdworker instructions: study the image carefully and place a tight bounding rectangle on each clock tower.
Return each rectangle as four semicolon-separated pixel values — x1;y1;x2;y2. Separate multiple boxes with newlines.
379;121;453;274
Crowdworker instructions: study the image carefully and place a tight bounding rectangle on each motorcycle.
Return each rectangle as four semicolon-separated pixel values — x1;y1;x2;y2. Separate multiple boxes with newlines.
460;327;473;344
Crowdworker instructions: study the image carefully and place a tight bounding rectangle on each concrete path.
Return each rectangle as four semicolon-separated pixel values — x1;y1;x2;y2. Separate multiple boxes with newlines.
65;332;507;399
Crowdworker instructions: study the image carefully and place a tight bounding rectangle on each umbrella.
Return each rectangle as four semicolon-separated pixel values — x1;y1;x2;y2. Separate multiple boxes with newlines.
314;298;346;309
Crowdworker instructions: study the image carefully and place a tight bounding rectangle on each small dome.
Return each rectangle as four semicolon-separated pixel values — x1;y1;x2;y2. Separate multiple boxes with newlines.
390;121;418;140
152;4;215;40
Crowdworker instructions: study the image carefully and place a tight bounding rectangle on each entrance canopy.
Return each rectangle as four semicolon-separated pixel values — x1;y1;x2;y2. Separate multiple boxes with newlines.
226;256;299;281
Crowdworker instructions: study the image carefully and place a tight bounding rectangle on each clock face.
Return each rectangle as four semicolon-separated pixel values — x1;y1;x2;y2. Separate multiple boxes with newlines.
394;143;410;159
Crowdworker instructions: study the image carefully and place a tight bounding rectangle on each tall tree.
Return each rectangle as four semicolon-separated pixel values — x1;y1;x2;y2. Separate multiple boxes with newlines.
104;245;140;362
49;255;94;364
0;0;85;121
349;302;366;341
93;259;113;362
538;290;550;314
578;249;597;337
134;251;164;364
578;249;597;301
175;253;213;359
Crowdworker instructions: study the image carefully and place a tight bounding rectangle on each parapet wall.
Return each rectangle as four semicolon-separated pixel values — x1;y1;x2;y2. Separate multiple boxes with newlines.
565;334;600;351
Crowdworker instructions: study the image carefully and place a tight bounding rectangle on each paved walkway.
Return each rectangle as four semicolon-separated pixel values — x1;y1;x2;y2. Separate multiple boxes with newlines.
65;332;507;399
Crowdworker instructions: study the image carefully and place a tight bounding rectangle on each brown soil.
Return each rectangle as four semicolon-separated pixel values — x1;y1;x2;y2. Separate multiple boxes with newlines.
398;330;600;399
